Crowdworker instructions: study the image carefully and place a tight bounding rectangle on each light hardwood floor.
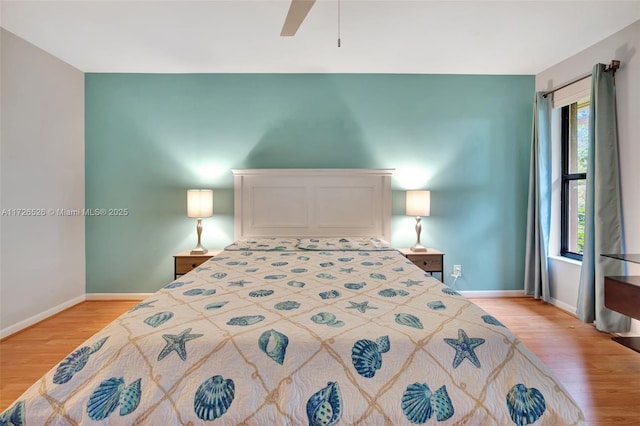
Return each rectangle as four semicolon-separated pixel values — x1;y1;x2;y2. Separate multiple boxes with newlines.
1;298;639;424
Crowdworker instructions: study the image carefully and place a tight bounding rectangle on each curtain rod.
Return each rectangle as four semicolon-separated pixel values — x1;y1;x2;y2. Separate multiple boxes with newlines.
542;60;620;98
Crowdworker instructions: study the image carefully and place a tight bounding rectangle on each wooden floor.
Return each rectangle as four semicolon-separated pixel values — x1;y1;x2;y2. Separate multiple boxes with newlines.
1;298;639;424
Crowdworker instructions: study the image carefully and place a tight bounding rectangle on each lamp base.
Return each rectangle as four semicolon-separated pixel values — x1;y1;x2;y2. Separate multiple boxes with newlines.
410;245;427;252
190;247;208;255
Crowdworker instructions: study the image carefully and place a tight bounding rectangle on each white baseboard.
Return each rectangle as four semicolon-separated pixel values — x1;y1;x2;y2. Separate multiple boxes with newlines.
547;297;578;316
86;293;152;301
460;290;525;298
0;294;85;339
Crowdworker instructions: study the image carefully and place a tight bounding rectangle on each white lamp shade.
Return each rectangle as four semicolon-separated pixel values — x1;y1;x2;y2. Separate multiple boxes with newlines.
187;189;214;218
406;190;431;217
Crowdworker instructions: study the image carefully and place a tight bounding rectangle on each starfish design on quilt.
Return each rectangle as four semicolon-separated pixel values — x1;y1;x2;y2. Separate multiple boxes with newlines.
401;279;423;287
228;280;250;287
195;266;211;272
444;329;486;368
157;328;204;361
128;300;157;312
346;301;379;313
255;256;267;261
340;267;356;274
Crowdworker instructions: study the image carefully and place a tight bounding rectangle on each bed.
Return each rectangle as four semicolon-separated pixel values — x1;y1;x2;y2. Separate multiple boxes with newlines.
1;169;585;425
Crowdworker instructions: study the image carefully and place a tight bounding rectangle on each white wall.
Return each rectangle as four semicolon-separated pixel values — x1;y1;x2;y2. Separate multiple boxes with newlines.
0;29;85;338
536;20;640;333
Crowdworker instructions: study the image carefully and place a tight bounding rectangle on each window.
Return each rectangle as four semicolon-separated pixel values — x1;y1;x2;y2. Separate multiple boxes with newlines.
560;98;589;260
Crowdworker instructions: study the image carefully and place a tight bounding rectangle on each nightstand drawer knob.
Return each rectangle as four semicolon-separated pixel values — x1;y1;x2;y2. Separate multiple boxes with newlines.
192;263;198;268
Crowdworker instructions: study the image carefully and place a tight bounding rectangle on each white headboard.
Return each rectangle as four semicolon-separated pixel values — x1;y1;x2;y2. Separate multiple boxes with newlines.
232;169;393;241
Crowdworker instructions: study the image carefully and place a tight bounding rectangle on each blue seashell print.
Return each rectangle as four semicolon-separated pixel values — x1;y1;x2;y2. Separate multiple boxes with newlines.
306;382;343;426
378;288;398;297
370;273;387;280
316;273;337;280
211;272;227;280
358;252;370;256
311;312;336;324
118;378;141;416
194;375;235;421
482;314;505;327
226;261;248;266
298;256;310;261
271;262;288;267
203;289;217;296
249;289;274;297
311;312;344;327
506;384;546;426
351;337;389;378
205;301;229;310
144;311;174;328
361;261;383;266
402;382;433;423
376;336;391;353
53;336;109;384
401;383;454;423
291;268;307;273
338;257;353;262
344;282;366;290
227;315;265;326
87;377;125;420
392;267;405;272
320;262;335;267
245;268;259;272
183;288;204;296
395;313;424;329
396;289;410;296
427;301;446;310
258;329;289;365
0;400;25;426
274;301;300;310
265;274;286;280
319;290;341;299
432;385;454;421
441;287;460;296
287;280;306;288
164;281;185;289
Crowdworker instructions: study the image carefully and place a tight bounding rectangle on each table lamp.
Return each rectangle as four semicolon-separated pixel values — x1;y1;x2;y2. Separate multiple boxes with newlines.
406;190;430;252
187;189;213;254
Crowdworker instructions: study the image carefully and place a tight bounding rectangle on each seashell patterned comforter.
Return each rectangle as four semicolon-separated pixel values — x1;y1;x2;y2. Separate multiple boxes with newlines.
1;240;585;425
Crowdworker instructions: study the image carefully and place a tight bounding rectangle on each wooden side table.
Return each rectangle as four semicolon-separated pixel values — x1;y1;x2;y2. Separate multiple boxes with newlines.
398;248;444;282
173;250;220;279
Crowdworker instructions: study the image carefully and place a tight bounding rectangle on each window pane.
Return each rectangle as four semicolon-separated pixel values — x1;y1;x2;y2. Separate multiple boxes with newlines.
568;99;590;174
567;179;586;254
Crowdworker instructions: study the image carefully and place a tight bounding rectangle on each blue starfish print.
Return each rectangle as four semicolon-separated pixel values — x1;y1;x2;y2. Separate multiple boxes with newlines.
195;266;211;272
228;280;250;287
401;279;423;287
382;256;395;260
346;301;378;313
157;328;204;361
255;256;267;261
444;329;486;368
129;300;157;312
340;267;356;273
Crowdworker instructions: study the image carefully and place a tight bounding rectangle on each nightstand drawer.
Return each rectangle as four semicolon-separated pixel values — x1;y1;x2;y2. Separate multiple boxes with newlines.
173;250;220;278
175;257;211;275
405;254;443;272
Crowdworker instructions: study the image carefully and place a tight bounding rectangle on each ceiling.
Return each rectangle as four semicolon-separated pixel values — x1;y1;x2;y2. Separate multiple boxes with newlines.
1;1;639;75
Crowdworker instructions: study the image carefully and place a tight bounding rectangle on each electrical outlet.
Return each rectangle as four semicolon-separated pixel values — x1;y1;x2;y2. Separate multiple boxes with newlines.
452;265;462;278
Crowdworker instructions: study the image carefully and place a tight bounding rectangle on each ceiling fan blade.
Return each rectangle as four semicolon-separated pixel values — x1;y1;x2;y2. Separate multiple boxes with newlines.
280;0;316;36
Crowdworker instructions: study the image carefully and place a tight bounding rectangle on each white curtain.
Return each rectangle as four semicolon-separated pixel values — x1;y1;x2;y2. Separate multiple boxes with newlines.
576;64;629;332
524;93;552;301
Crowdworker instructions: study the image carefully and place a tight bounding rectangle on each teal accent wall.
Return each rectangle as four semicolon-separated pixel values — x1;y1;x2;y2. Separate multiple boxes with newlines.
85;74;534;293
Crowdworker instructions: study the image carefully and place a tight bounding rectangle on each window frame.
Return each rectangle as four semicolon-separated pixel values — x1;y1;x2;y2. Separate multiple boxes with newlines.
560;104;587;261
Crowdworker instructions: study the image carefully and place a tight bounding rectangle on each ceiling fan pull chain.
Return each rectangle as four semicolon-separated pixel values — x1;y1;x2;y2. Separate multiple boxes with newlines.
337;0;341;47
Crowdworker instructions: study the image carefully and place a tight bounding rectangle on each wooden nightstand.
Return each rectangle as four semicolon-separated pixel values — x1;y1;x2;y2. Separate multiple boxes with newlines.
398;248;444;282
173;250;220;279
